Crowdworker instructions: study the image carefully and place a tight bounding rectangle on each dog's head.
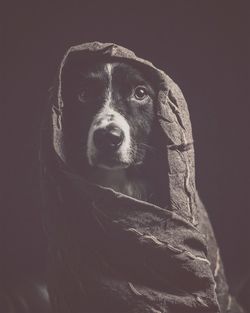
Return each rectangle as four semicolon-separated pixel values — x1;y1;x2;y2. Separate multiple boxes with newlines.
61;57;157;173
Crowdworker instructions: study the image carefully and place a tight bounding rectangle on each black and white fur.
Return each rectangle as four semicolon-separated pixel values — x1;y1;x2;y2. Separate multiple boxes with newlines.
61;58;169;206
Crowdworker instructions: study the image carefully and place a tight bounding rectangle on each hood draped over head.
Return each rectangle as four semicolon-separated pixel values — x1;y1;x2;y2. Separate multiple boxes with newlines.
41;42;244;313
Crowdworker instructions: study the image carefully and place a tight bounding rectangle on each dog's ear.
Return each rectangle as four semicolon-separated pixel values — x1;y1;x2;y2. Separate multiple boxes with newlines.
50;51;92;164
156;77;198;225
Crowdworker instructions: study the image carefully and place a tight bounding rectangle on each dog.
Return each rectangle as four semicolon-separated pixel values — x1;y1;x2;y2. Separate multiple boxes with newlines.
61;57;169;207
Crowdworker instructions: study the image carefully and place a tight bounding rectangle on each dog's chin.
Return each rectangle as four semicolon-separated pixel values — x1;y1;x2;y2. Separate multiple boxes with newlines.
89;150;144;171
91;159;144;171
90;155;130;170
96;163;129;170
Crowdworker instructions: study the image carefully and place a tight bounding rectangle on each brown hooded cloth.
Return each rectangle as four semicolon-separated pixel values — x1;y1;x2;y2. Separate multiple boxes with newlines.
40;42;244;313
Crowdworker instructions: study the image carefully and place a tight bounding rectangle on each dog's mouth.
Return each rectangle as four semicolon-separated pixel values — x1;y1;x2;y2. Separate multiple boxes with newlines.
90;151;131;170
90;148;146;170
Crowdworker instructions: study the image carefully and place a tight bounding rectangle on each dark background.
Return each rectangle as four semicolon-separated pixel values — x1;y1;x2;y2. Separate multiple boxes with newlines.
2;0;249;299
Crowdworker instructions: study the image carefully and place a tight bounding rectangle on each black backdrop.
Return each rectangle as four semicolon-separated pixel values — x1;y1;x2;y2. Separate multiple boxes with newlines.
2;0;249;296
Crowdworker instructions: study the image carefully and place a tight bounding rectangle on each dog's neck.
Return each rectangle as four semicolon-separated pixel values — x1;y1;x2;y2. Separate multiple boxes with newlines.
89;167;150;201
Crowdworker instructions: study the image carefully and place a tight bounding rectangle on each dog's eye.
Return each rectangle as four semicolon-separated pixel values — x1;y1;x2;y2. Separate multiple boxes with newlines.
77;81;103;103
134;86;148;100
78;91;86;102
78;88;96;102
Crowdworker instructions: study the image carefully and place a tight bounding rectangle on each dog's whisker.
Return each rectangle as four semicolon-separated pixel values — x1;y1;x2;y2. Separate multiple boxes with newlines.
139;143;157;151
137;146;156;157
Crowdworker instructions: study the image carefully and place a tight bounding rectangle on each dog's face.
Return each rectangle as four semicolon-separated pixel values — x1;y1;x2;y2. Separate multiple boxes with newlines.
61;58;156;172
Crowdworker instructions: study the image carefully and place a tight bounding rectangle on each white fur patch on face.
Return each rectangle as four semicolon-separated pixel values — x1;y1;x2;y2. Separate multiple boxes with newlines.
87;63;132;168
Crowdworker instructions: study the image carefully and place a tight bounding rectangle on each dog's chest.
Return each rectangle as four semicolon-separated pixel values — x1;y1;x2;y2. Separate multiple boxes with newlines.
90;169;150;201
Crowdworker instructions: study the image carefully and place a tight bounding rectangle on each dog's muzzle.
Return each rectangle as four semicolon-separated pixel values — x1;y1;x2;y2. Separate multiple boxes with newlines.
87;108;132;168
93;124;125;151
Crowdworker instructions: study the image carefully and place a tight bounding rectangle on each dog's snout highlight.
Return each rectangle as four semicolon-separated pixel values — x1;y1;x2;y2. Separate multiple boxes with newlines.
93;125;124;151
87;106;132;167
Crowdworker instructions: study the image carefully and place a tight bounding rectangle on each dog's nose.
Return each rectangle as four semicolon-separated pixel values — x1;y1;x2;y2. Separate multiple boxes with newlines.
93;125;124;150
